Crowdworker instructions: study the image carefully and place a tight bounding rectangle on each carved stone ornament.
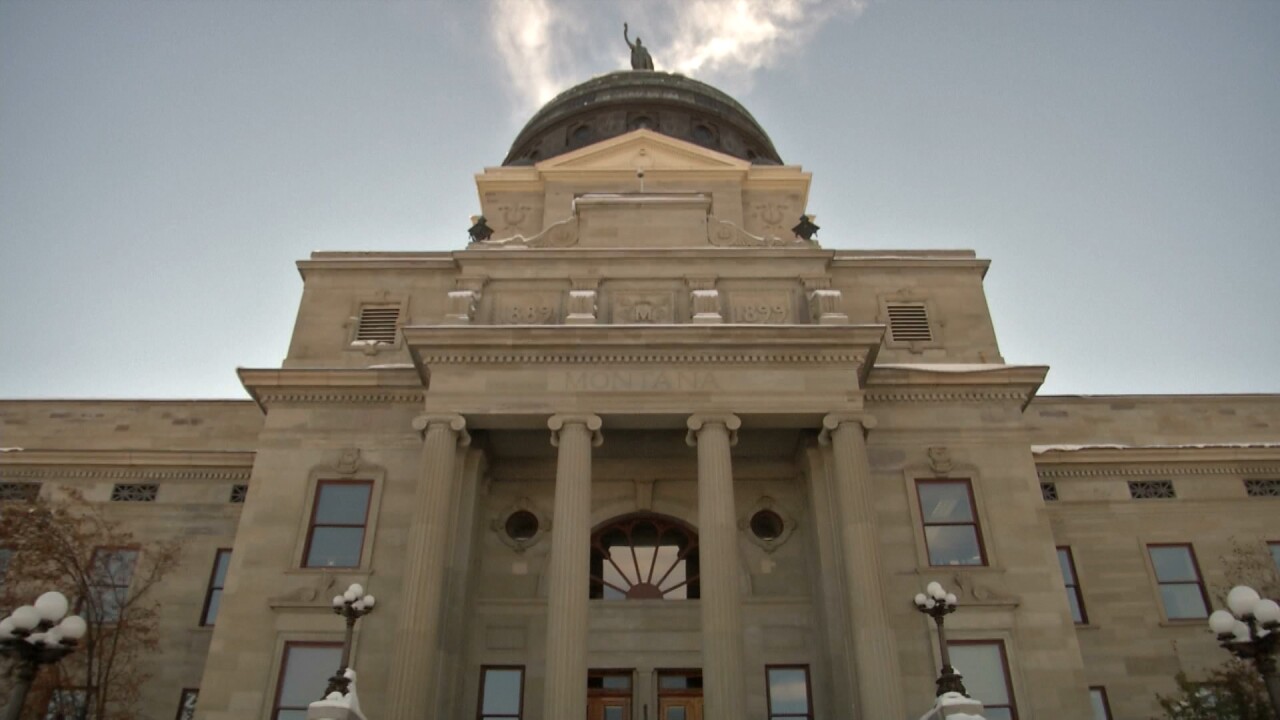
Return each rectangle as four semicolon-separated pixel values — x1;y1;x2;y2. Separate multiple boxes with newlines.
268;571;341;609
950;572;1020;607
491;498;551;554
336;448;362;475
808;288;848;325
927;446;953;475
613;292;674;324
566;289;598;325
738;495;797;553
446;290;481;324
692;290;722;321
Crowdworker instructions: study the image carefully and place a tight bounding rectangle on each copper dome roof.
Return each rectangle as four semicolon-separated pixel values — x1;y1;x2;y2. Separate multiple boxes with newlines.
503;70;782;166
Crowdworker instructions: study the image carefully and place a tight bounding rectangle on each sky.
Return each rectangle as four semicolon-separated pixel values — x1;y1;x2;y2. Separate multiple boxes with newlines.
1;0;1277;399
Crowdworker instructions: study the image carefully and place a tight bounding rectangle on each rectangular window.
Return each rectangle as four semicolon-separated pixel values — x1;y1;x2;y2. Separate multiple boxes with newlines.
1148;544;1210;620
44;689;87;720
230;484;248;503
766;665;813;719
478;666;524;720
1270;542;1280;573
948;641;1017;720
1057;547;1087;624
87;548;139;623
917;479;986;566
1089;687;1113;720
273;642;342;720
0;547;11;588
303;480;373;568
175;689;199;720
200;549;232;626
1040;482;1058;502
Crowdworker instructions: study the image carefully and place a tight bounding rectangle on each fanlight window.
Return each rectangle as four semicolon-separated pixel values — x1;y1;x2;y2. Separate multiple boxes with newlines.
590;514;699;600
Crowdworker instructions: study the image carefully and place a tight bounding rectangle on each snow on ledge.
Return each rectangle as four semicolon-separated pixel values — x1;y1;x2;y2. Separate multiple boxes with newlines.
0;448;23;453
1032;442;1280;455
876;363;1039;373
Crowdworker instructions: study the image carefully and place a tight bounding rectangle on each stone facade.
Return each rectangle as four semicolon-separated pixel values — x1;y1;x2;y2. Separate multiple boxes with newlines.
2;79;1278;720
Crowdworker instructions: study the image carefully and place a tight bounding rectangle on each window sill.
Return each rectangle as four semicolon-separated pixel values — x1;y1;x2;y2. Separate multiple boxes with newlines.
1159;618;1210;628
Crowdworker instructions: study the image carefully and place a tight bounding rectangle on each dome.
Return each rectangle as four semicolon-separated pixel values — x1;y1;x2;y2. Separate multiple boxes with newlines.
503;70;782;166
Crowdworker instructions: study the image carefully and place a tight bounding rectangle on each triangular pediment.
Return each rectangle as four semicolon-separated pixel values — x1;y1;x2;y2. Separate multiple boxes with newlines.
537;129;751;173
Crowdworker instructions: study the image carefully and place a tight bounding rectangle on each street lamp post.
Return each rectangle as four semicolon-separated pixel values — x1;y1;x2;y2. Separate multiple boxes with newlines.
1208;585;1280;719
0;591;88;720
913;581;967;697
324;583;376;697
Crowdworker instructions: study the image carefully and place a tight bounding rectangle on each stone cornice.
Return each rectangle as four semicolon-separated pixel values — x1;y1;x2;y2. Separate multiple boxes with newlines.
237;368;426;411
864;364;1048;408
0;449;254;482
405;325;884;381
1034;444;1280;479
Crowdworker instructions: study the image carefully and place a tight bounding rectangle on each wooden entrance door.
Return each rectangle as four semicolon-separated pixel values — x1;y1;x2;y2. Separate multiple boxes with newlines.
656;670;703;720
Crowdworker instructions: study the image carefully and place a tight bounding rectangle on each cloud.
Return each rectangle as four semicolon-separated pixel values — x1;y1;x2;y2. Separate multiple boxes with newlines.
487;0;867;112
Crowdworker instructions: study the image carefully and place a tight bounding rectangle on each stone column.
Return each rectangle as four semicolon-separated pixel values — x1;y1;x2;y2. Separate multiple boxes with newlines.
820;412;907;719
542;413;603;720
385;414;469;720
686;413;746;720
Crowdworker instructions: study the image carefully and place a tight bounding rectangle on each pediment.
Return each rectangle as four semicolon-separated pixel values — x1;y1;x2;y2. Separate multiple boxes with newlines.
537;129;751;173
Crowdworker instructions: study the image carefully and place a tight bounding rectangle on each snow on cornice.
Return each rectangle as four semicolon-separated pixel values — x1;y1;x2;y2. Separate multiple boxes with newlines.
1032;443;1280;454
876;363;1041;372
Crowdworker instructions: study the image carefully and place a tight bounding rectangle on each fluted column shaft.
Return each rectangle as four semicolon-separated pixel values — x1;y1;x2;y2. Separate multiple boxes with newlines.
542;413;603;720
821;412;906;719
687;413;746;720
386;414;469;720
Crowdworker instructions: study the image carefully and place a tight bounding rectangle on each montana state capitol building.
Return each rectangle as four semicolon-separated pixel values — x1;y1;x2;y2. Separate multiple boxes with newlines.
3;67;1278;720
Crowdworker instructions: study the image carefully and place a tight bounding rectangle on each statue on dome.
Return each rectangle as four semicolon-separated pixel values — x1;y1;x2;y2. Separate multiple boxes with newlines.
624;23;654;70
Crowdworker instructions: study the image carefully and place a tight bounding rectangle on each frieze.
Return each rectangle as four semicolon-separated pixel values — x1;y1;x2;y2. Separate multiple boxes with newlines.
1037;464;1280;479
418;351;865;366
0;467;251;482
253;390;424;406
557;369;720;393
864;390;1031;403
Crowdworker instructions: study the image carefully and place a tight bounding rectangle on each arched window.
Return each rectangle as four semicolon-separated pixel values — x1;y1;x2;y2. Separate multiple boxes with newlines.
590;513;699;600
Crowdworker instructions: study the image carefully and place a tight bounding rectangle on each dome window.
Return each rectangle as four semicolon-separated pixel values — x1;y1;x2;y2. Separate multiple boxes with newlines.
569;124;592;148
629;115;654;131
692;123;717;146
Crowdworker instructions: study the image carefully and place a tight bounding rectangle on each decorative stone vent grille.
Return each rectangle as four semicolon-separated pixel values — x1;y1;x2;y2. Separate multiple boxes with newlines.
230;484;248;503
886;303;932;342
1040;482;1059;502
0;481;40;502
354;305;400;343
111;483;158;502
1128;480;1176;499
1244;479;1280;498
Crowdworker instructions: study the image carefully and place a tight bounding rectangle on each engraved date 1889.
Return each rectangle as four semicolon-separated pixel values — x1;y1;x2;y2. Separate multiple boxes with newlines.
731;303;787;324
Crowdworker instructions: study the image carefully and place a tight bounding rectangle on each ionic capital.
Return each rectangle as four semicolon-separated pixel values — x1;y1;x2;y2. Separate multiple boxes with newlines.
548;413;604;448
685;413;742;448
411;413;471;446
817;412;877;446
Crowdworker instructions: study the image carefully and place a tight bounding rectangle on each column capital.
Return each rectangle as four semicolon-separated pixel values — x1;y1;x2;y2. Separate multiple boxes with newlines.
818;412;877;445
548;413;603;448
685;413;741;448
411;413;470;446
